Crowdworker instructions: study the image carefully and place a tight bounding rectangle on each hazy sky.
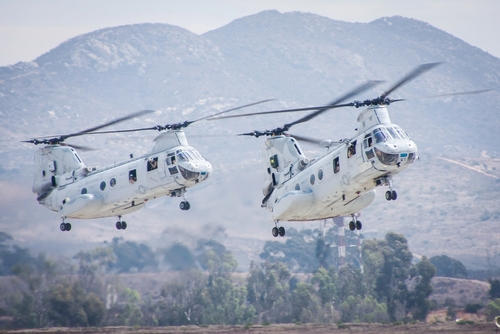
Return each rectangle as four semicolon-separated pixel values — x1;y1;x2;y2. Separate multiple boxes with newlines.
0;0;499;67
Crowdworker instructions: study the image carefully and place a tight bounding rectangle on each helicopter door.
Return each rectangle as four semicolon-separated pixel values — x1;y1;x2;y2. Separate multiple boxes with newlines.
347;140;359;171
146;157;161;189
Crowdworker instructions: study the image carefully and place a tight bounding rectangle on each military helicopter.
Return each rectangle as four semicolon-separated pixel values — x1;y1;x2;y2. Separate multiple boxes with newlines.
209;63;491;237
24;101;271;232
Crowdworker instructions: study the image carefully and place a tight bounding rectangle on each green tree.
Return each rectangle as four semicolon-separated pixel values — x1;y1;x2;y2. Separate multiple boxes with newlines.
315;238;331;269
489;279;500;299
406;256;436;321
486;298;500;321
260;228;319;273
429;255;467;278
111;237;158;273
340;295;389;323
48;282;88;327
246;261;291;323
163;243;196;271
73;246;115;293
291;282;320;323
82;292;105;326
10;258;58;328
363;232;413;322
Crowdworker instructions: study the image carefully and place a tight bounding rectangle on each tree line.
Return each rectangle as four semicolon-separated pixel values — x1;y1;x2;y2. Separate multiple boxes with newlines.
0;229;499;329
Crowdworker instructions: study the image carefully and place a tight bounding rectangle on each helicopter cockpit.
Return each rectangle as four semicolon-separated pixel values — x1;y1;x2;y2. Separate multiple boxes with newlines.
174;147;211;182
364;125;417;167
175;148;205;162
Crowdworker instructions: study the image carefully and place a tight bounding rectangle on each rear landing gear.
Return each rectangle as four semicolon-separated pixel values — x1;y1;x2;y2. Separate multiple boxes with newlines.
272;223;285;237
116;216;127;230
349;214;362;231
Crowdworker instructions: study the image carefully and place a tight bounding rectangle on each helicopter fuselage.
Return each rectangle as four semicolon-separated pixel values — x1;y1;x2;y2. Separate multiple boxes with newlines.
32;130;212;220
262;106;417;222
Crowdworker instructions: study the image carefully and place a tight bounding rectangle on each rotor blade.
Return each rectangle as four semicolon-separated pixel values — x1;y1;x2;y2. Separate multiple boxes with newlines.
207;104;351;120
85;126;159;135
60;142;97;152
389;88;493;103
285;80;383;128
290;133;345;147
380;62;442;99
191;99;275;123
289;134;325;145
61;109;156;140
207;81;383;122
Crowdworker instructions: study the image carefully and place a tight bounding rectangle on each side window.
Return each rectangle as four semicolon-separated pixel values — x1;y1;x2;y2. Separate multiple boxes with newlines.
166;153;176;166
333;157;340;174
168;166;179;175
147;157;158;171
364;136;373;149
129;169;137;183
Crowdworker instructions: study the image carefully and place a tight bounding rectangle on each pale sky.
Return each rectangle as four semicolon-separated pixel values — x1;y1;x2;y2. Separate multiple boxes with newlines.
0;0;499;67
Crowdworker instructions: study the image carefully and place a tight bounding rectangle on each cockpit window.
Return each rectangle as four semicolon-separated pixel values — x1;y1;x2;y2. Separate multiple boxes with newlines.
176;149;192;162
188;148;204;161
395;126;409;139
387;127;401;140
373;128;387;143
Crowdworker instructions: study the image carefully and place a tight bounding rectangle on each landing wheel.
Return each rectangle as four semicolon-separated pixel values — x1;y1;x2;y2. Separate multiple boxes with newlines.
355;221;362;230
278;226;285;237
180;201;191;210
349;221;356;231
65;223;71;231
60;223;66;231
121;221;127;230
385;190;392;201
391;190;398;201
272;227;279;237
116;221;122;230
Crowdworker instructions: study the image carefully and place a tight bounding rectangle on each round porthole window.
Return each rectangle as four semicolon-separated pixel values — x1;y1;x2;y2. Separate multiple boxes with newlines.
318;169;324;180
100;181;106;191
310;174;315;185
81;188;87;194
110;178;116;187
295;183;300;190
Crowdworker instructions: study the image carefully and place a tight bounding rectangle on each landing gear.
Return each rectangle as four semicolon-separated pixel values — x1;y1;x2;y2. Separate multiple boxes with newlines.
349;214;362;231
60;222;71;232
376;175;398;201
272;223;286;237
116;216;127;230
179;188;190;211
385;190;398;201
180;201;191;210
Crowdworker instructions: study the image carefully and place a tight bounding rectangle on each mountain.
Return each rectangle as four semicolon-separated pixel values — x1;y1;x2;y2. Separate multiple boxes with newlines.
0;10;499;270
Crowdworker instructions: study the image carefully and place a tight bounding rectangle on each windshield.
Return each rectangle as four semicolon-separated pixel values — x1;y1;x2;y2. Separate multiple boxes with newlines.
373;128;387;143
176;149;193;163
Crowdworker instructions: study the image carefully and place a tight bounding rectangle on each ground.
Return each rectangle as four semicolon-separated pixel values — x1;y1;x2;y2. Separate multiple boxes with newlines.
3;322;498;334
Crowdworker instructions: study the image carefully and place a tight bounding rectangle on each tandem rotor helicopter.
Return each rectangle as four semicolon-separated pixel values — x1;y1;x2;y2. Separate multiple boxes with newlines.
23;101;271;232
209;63;491;237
